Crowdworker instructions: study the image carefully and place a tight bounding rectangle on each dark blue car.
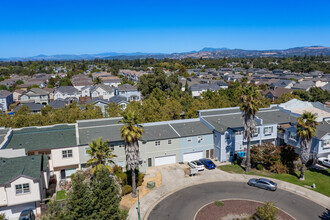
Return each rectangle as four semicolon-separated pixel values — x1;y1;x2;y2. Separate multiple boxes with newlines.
199;158;216;169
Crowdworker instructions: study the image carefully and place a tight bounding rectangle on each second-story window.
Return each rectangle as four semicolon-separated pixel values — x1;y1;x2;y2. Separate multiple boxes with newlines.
254;128;259;136
187;137;192;142
16;183;30;195
62;149;73;158
264;127;273;135
155;141;160;146
236;130;243;135
168;140;172;144
323;139;330;148
198;136;203;142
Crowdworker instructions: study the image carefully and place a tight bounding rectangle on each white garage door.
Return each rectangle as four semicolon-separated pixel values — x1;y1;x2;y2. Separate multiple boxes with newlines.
0;202;36;219
183;151;203;162
155;155;176;166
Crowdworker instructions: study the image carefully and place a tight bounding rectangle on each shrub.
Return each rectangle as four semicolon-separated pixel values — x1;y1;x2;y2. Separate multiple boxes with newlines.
279;145;299;172
257;164;264;171
255;202;277;220
251;143;280;169
137;173;145;187
0;214;5;220
121;185;132;196
214;200;224;206
270;161;289;174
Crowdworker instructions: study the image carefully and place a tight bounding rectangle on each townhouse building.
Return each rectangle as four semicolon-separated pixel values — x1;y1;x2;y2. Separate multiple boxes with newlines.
20;88;50;105
114;84;141;102
0;155;49;219
0;90;13;112
54;86;81;102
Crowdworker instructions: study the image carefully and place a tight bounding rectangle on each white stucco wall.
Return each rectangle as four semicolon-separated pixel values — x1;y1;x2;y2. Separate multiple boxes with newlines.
51;147;80;168
6;177;40;206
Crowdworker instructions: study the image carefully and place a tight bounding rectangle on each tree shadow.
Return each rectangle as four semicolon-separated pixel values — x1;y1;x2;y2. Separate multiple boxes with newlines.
319;208;330;220
309;168;330;178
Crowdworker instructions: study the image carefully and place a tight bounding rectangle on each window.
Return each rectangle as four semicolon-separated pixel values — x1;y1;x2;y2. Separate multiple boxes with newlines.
110;144;115;151
324;139;330;148
254;128;259;136
289;132;297;141
187;137;192;142
225;133;230;139
235;130;243;135
62;150;73;158
168;140;172;144
16;183;30;195
198;136;203;142
264;127;273;135
155;141;160;146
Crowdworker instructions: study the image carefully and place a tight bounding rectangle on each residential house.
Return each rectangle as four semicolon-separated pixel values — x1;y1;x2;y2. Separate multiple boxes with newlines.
291;81;315;91
54;86;81;102
109;96;129;109
321;83;330;92
86;98;109;114
269;80;296;89
190;81;228;98
0;90;13;112
114;84;141;102
42;88;54;101
71;74;93;91
0;79;17;89
91;72;122;87
119;69;149;82
12;89;25;102
49;99;67;109
0;155;49;219
262;88;292;101
14;103;44;113
91;84;114;100
20;88;50;105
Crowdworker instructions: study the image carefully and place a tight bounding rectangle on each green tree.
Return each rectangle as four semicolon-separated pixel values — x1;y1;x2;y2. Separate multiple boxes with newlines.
59;77;72;86
106;102;123;117
120;111;144;197
255;202;278;220
296;112;319;180
66;171;93;220
90;165;122;219
93;77;102;85
86;138;117;170
240;86;262;173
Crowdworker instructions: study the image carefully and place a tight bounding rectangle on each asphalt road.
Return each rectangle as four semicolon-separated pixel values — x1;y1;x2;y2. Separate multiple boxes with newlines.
148;182;329;220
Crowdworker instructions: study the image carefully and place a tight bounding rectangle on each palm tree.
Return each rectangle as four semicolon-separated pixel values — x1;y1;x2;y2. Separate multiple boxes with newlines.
240;86;261;173
296;112;319;180
87;137;117;173
120;111;144;198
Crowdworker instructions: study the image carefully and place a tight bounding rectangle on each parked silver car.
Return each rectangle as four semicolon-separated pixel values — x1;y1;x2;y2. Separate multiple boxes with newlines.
248;178;277;191
188;160;205;171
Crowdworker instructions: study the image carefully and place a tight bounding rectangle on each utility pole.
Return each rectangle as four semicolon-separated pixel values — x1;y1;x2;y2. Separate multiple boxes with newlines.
137;187;141;220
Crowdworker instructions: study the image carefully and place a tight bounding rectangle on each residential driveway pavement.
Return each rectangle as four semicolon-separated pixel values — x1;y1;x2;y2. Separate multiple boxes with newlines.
128;163;330;220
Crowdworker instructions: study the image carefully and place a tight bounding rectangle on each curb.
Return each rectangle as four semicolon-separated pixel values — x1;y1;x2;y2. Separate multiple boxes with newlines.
192;199;296;220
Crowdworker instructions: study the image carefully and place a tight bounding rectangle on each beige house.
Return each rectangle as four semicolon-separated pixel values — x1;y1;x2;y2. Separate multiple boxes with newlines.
0;155;49;219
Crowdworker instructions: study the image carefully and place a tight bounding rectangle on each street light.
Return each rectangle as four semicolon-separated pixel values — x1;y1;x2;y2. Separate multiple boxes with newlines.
136;187;141;220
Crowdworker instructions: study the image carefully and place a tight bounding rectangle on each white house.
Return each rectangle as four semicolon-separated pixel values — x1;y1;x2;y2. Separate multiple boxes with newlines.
54;86;81;101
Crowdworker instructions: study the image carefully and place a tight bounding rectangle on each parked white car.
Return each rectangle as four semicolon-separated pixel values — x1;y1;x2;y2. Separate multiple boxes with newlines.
188;160;205;171
318;157;330;168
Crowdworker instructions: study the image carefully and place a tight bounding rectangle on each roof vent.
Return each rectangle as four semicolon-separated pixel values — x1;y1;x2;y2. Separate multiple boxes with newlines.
2;160;6;164
31;157;34;161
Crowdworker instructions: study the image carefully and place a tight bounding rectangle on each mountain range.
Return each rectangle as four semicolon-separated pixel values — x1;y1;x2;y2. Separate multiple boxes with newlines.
1;46;330;61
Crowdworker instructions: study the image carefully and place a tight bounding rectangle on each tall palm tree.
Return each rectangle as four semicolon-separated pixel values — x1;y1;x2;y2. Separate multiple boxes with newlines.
296;112;319;180
240;86;261;173
87;137;117;173
120;111;144;197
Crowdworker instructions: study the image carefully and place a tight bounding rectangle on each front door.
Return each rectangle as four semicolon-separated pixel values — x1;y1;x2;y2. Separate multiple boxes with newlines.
60;170;65;179
206;150;210;158
210;149;214;159
148;158;152;167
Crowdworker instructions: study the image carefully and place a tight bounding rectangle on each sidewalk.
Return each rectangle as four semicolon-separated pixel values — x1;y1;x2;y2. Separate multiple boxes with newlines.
128;163;330;220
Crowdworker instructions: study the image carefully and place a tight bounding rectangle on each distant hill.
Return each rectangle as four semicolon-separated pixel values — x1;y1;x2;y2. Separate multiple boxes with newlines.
1;46;330;61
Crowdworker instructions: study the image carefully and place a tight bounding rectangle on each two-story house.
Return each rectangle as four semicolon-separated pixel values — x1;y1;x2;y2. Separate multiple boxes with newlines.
91;84;114;100
54;86;81;102
0;155;49;219
114;84;141;102
0;90;13;112
20;88;50;105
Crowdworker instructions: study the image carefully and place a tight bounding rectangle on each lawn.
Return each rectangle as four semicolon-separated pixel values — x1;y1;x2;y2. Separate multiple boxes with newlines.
55;190;67;200
219;165;330;197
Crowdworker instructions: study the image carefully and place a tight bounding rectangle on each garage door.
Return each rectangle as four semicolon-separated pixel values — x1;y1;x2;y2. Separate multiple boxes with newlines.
183;151;203;162
155;155;176;166
0;202;36;219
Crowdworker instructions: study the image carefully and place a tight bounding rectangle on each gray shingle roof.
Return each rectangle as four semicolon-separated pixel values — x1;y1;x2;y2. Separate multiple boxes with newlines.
142;124;180;141
55;86;79;94
86;97;109;105
29;88;49;95
0;155;48;185
49;99;67;109
0;128;9;145
14;103;44;112
169;121;212;137
6;124;77;152
109;95;128;104
78;118;123;145
198;107;241;117
116;84;137;91
0;90;12;98
315;122;330;139
256;110;298;124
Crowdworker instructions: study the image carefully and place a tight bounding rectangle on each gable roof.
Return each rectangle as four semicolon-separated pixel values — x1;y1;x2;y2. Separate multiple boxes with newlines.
116;84;137;91
109;95;128;104
263;88;292;98
315;121;330;139
49;99;67;109
55;86;79;94
86;97;109;105
142;124;180;141
93;84;113;93
0;90;12;98
14;103;44;112
270;79;294;88
5;124;77;152
0;155;48;185
169;120;212;137
28;88;49;95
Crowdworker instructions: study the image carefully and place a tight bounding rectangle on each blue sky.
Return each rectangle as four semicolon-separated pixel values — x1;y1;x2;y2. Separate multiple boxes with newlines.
1;0;330;57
